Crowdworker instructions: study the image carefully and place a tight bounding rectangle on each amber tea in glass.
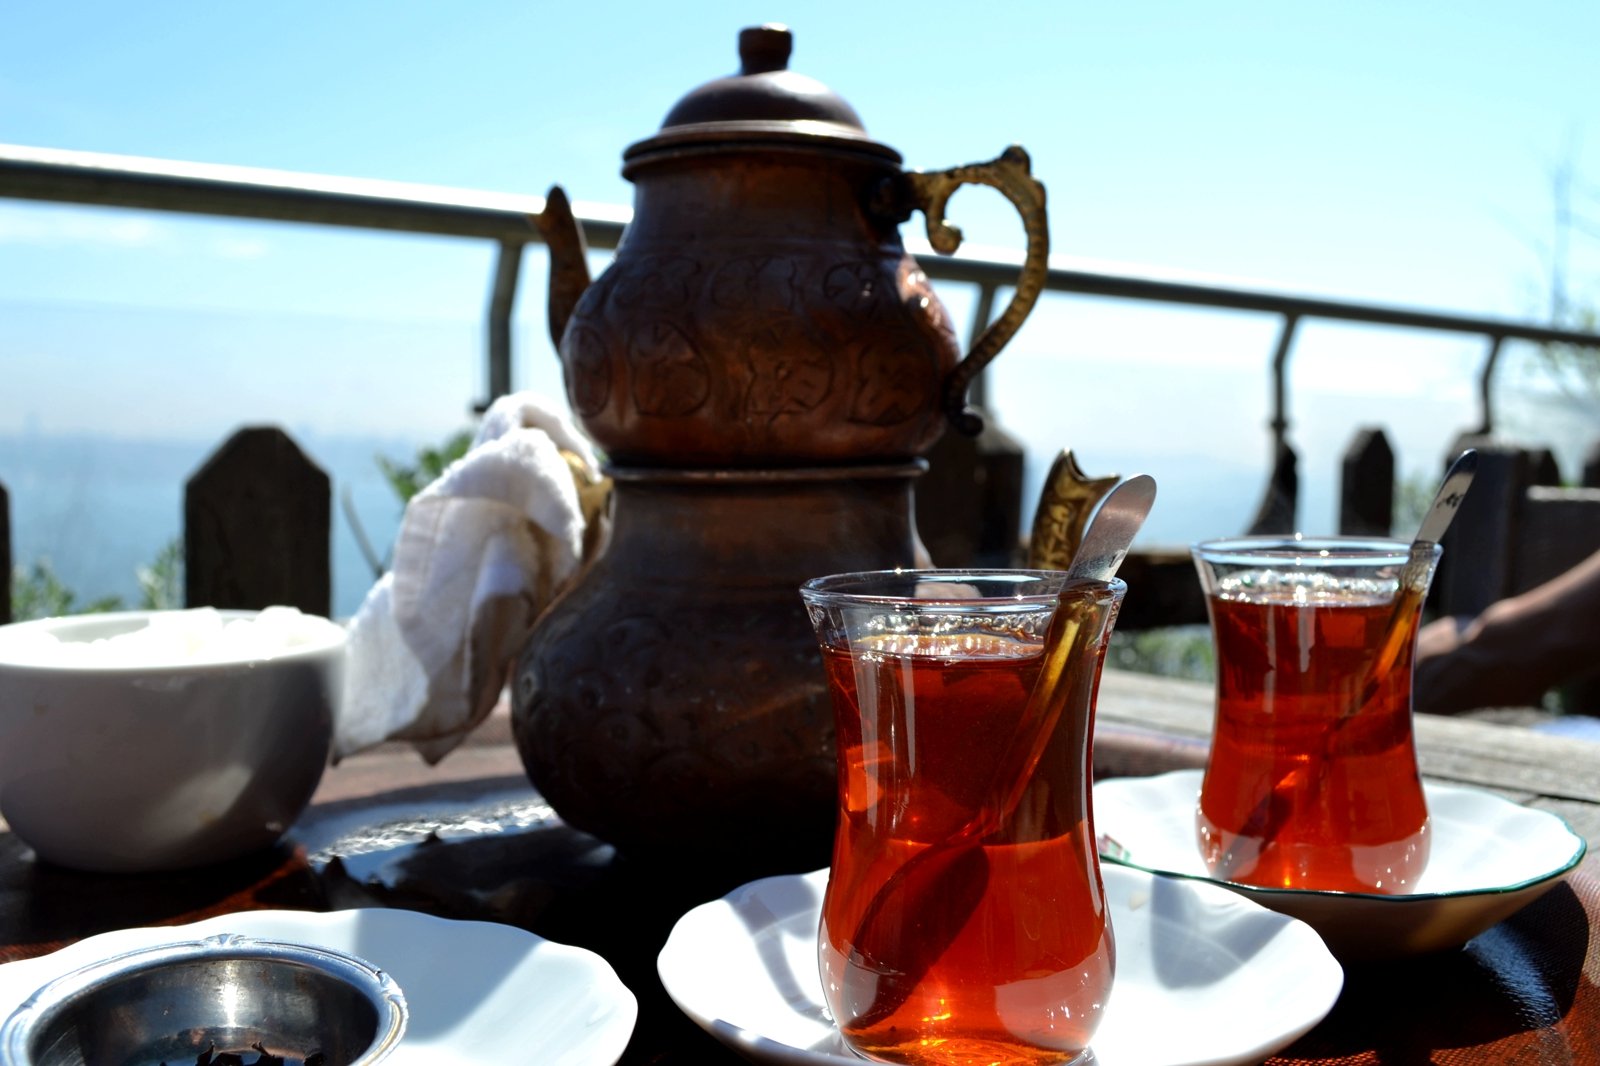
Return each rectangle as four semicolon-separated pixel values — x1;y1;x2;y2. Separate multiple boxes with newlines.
801;570;1123;1066
1192;537;1439;893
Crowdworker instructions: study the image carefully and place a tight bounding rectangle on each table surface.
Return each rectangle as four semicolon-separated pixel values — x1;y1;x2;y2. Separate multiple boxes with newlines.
2;668;1598;1065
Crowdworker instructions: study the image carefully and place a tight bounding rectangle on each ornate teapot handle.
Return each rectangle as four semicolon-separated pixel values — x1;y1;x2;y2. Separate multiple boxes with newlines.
903;145;1049;436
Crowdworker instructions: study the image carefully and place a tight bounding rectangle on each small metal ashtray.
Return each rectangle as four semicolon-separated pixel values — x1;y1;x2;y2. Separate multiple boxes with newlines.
0;934;407;1066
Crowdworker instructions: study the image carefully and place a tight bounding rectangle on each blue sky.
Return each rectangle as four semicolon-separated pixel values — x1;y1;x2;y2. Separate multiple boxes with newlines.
2;1;1599;549
5;1;1593;304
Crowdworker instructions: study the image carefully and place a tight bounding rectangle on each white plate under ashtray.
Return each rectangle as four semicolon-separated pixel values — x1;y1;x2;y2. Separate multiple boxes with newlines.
0;908;637;1066
1094;768;1589;960
657;863;1342;1066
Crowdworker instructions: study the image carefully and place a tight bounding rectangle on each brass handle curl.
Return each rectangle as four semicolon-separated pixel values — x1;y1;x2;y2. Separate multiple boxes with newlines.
905;145;1049;436
1027;450;1120;571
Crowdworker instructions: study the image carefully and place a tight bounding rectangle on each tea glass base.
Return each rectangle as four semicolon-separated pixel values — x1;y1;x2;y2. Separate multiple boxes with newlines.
839;1036;1096;1066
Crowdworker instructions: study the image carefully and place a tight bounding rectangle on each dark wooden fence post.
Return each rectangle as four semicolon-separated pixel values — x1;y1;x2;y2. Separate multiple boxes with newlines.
1526;446;1562;487
1246;441;1299;535
1432;435;1525;619
1431;433;1563;619
1;479;10;625
185;427;331;616
1339;427;1394;537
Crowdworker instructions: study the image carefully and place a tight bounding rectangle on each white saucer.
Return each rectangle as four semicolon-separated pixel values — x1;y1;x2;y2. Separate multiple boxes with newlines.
0;908;637;1066
1094;769;1589;960
657;863;1342;1066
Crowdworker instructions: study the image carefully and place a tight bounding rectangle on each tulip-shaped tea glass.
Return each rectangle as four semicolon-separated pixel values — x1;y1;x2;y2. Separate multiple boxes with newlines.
800;570;1124;1066
1192;536;1441;893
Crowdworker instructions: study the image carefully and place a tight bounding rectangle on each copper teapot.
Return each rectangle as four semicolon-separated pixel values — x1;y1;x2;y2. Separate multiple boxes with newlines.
514;25;1050;879
533;23;1049;465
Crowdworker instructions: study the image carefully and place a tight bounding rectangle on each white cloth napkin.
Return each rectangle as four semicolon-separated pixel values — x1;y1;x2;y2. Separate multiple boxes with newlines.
336;392;607;764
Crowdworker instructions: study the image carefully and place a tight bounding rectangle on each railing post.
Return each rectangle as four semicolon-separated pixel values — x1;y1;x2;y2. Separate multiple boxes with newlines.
1267;313;1299;456
965;282;1000;408
185;427;331;616
917;278;1025;567
481;239;523;411
1339;427;1394;536
1475;335;1505;435
1246;313;1301;534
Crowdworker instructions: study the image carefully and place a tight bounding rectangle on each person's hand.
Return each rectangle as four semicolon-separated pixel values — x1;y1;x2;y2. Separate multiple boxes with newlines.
1414;548;1600;715
1412;601;1557;714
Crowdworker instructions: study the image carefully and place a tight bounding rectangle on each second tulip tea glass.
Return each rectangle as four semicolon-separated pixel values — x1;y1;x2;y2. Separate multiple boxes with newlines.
801;569;1124;1066
1192;536;1440;894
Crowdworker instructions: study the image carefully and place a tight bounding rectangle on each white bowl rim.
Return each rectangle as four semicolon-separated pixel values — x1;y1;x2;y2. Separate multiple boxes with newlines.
0;608;348;674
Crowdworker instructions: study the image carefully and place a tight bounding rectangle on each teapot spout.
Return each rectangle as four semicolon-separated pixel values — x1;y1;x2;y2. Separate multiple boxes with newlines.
533;185;592;348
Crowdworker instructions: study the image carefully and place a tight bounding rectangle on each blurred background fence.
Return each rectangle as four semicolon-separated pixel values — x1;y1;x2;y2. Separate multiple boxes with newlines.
3;143;1600;629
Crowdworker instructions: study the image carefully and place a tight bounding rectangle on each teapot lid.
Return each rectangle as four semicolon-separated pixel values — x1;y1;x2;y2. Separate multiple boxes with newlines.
622;25;903;166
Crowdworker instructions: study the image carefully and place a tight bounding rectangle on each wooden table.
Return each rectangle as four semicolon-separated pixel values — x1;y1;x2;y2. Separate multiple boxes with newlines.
1;669;1597;1065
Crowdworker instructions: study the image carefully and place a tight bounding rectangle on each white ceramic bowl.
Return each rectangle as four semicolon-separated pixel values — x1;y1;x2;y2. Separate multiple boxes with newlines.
0;608;347;872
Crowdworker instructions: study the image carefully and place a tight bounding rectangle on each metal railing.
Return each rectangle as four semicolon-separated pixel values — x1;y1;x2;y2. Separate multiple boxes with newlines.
5;141;1600;489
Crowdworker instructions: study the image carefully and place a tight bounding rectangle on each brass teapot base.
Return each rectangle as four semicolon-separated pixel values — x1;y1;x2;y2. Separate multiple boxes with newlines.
512;462;930;879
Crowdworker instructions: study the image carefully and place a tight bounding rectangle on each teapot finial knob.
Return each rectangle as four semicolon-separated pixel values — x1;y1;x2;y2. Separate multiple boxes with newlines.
738;24;792;75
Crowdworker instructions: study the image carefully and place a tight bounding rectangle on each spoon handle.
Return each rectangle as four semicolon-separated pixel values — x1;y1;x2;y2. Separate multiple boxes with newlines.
1355;448;1478;706
1414;449;1479;550
1067;475;1157;582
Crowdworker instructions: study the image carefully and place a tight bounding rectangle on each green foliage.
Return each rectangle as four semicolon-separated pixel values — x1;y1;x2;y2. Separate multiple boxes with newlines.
1530;306;1600;408
136;538;184;611
10;559;123;621
1519;150;1600;424
10;536;182;621
377;430;475;505
1392;468;1435;536
1107;625;1215;682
